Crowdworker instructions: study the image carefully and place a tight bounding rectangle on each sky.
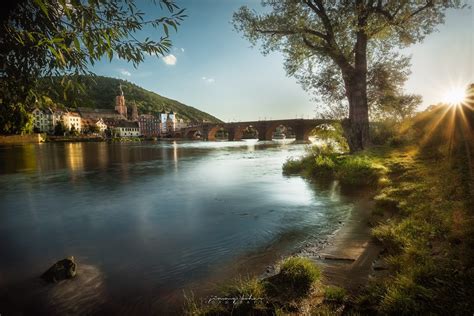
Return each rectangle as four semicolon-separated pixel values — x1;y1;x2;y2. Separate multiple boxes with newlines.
92;1;473;122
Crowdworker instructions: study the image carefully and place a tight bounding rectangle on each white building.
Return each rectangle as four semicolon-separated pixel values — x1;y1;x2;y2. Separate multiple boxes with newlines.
63;111;82;132
82;118;107;134
113;121;140;137
32;108;54;133
159;110;177;133
175;118;189;130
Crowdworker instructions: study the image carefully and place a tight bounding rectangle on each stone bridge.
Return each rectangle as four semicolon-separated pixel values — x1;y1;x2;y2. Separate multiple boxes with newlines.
181;119;334;141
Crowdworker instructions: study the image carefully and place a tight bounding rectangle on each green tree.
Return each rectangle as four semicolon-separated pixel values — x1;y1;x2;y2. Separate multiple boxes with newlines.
54;121;65;136
0;0;186;134
233;0;462;152
69;124;78;136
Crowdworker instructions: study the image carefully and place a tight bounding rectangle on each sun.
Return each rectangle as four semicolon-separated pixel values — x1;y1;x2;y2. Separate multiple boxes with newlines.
443;87;466;105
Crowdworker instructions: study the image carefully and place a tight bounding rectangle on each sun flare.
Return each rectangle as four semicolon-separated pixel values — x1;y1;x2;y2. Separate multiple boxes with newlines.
443;87;466;105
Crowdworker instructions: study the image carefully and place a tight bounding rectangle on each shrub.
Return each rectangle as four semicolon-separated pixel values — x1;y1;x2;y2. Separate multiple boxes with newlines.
282;158;304;175
336;156;383;185
264;257;321;302
324;285;346;303
370;120;399;145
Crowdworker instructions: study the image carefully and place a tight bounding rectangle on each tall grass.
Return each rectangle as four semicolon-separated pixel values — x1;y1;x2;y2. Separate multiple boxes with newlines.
283;148;385;187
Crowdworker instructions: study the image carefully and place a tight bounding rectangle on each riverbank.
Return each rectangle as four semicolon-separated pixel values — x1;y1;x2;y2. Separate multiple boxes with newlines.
311;191;381;293
0;133;45;144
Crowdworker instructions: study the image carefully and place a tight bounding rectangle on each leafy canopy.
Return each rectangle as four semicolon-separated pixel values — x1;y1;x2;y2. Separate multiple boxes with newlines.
233;0;463;120
0;0;186;134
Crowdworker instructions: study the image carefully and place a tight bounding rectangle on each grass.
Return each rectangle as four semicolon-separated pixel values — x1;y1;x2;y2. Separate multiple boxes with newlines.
323;285;346;304
264;257;321;303
183;257;321;315
354;104;474;315
283;150;386;187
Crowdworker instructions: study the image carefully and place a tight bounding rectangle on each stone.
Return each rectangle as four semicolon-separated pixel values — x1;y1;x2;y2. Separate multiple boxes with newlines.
41;256;77;283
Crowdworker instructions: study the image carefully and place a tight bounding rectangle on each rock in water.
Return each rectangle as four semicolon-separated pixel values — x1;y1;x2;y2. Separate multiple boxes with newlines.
41;256;77;283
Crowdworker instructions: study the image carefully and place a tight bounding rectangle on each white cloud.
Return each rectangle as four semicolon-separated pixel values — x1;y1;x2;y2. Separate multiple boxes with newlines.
180;48;185;52
201;76;215;84
119;69;131;76
162;54;177;65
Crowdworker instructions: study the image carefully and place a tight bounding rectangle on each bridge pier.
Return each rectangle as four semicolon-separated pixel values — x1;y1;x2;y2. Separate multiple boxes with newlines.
257;126;272;141
294;125;310;141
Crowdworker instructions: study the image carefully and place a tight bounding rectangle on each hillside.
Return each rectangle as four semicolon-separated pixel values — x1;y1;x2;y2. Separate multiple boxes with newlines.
41;76;222;123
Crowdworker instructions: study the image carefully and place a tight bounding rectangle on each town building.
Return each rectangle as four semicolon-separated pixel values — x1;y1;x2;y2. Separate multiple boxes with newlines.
175;118;189;130
112;120;140;137
159;110;177;134
115;84;127;118
32;108;54;133
77;107;125;120
138;114;161;137
63;111;82;132
82;118;107;134
130;103;139;121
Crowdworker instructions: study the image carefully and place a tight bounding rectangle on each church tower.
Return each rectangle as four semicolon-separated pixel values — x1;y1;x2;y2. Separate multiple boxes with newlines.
115;84;127;118
131;102;138;121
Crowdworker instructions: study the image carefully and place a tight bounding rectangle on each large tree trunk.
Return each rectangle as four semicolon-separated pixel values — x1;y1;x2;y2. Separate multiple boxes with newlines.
342;73;370;152
341;30;370;152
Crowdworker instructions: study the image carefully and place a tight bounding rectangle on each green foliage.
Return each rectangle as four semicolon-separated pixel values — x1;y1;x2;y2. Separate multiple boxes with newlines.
0;102;33;135
54;121;65;136
69;125;79;136
1;0;186;134
323;286;346;304
264;257;321;302
335;156;384;185
232;1;453;150
311;123;349;152
283;148;385;186
360;112;474;315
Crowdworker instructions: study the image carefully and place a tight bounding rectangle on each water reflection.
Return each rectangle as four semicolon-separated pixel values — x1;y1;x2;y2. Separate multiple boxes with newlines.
0;141;354;314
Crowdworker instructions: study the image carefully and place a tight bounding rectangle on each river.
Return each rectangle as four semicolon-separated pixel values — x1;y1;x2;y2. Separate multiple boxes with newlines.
0;140;355;315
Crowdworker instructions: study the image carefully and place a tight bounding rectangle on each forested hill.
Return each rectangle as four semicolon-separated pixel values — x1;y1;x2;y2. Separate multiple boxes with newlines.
41;76;222;123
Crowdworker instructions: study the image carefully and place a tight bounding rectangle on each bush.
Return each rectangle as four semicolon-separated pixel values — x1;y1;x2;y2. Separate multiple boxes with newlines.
264;257;321;302
370;120;399;145
324;285;346;303
314;155;336;171
282;158;304;175
283;149;385;187
336;155;383;185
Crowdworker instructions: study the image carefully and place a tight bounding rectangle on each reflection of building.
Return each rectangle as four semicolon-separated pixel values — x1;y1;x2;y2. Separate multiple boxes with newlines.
138;114;161;137
63;112;82;132
112;120;140;137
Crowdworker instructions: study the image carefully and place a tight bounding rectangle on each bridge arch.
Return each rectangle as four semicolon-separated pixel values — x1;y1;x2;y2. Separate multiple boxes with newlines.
207;125;230;141
185;129;202;139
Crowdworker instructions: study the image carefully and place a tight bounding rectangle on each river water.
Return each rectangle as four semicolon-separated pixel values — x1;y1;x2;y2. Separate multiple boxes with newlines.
0;140;355;315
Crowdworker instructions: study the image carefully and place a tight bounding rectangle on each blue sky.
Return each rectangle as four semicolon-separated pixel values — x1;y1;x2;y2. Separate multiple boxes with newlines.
92;1;473;122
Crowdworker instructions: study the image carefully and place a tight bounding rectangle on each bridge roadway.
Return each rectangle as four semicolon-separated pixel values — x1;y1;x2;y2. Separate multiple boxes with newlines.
181;119;334;141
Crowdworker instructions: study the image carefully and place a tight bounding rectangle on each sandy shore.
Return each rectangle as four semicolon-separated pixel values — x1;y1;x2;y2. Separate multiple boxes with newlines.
310;192;382;293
